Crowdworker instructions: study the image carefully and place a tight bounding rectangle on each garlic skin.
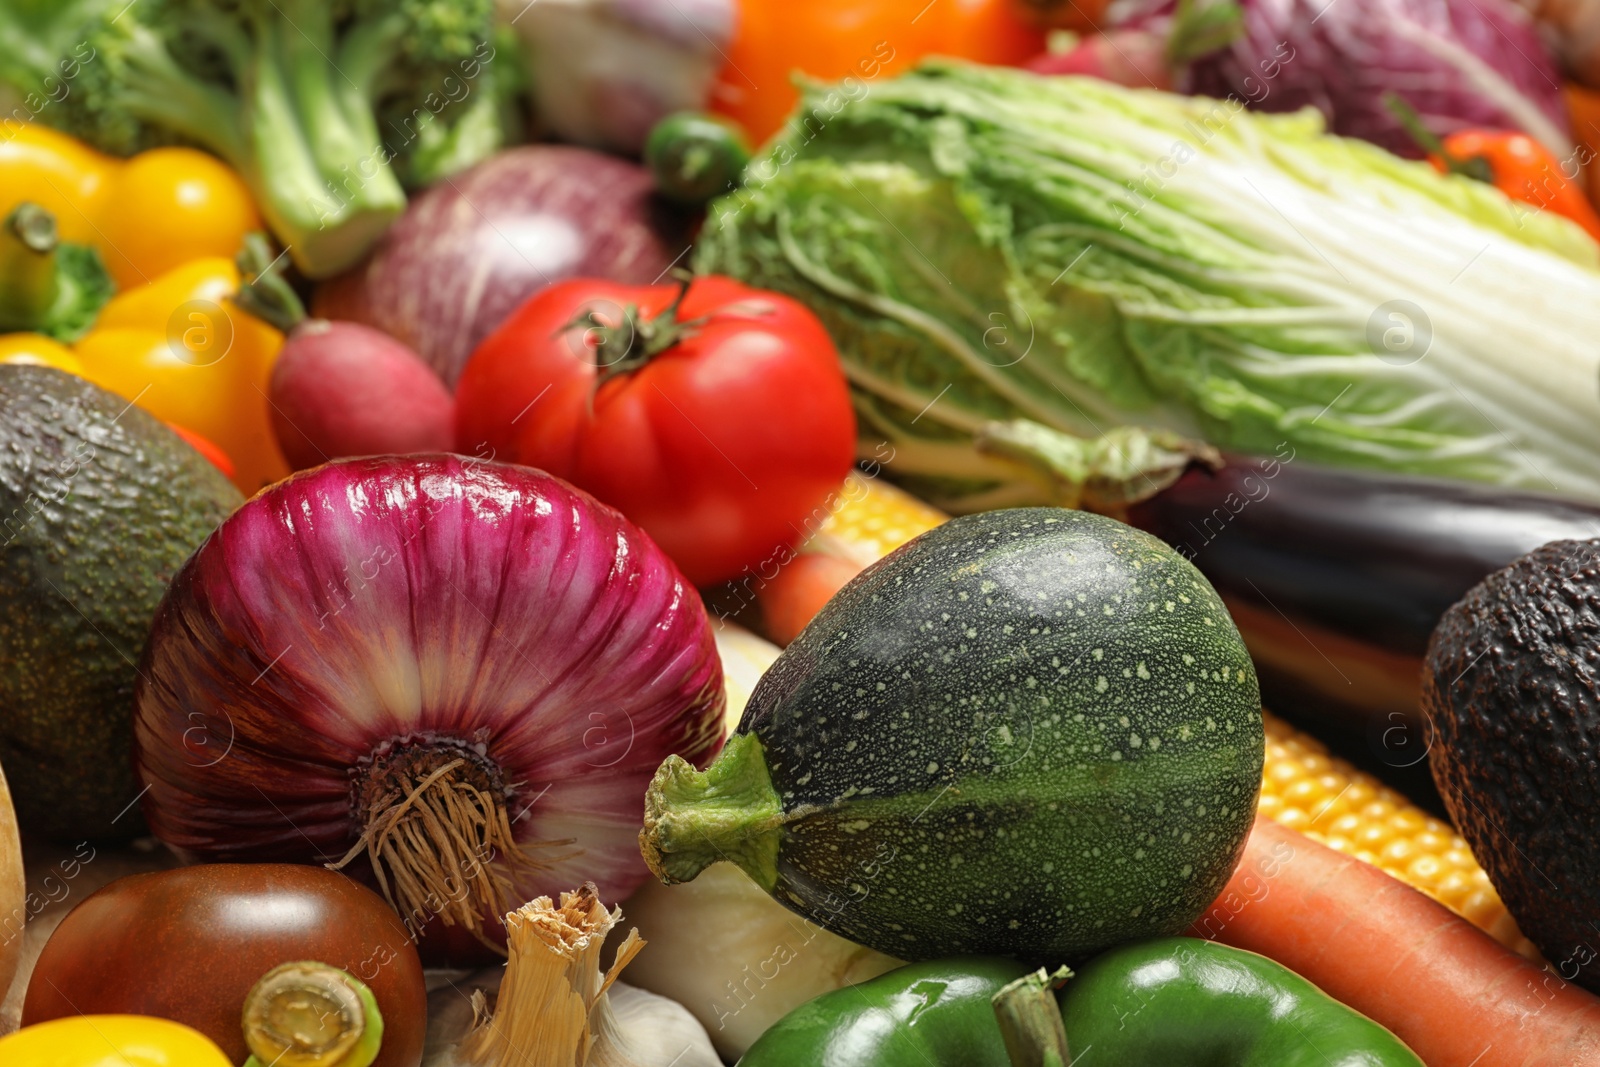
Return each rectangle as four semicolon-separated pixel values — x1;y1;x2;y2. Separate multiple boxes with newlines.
421;884;718;1067
423;980;717;1067
599;984;721;1067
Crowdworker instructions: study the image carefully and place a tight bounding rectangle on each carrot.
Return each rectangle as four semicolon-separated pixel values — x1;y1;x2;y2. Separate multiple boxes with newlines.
756;553;864;647
1191;815;1600;1067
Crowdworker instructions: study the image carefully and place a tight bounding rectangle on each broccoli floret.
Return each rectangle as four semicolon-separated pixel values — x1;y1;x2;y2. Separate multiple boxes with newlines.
6;0;502;278
0;0;117;107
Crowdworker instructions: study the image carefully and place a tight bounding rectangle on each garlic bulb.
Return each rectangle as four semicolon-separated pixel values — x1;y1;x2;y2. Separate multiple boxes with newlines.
423;884;718;1067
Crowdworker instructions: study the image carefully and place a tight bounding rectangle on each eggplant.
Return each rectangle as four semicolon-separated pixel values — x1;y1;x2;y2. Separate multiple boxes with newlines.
1123;452;1600;807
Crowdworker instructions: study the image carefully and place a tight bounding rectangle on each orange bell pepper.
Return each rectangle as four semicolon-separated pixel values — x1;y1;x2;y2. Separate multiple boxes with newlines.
1429;129;1600;244
711;0;1045;144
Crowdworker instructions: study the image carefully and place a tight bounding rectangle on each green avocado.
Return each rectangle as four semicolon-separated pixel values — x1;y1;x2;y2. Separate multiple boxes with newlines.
1423;539;1600;991
0;365;240;840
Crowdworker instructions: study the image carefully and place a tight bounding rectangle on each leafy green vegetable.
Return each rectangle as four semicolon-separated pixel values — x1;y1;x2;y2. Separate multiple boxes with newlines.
0;0;503;279
695;60;1600;510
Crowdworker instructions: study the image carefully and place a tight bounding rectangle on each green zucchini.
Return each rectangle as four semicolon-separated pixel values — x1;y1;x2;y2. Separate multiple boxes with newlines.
641;508;1263;964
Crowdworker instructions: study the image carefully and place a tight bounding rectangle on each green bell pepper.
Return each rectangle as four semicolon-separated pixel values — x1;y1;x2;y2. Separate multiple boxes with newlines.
992;937;1425;1067
738;956;1030;1066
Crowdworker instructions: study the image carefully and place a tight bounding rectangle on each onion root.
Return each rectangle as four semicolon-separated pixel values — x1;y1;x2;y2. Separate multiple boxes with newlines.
330;744;564;950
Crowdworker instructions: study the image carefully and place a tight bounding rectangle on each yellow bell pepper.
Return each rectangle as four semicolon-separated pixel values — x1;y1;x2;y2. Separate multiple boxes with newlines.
0;333;83;376
1;124;263;290
73;258;290;494
1;124;290;494
0;1014;232;1067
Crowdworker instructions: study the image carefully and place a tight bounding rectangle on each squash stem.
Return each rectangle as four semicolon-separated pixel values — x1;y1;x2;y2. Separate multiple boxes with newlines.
992;967;1075;1067
639;732;784;891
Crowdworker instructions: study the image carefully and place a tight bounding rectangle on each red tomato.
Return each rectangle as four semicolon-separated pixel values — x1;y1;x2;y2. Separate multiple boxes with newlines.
456;276;857;588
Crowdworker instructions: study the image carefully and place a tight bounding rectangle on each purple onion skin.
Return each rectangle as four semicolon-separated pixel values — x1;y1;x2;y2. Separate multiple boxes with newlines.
132;456;724;953
313;146;689;388
1115;0;1569;158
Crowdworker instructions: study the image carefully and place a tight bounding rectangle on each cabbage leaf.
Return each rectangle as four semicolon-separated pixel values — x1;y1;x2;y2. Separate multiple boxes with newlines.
695;60;1600;509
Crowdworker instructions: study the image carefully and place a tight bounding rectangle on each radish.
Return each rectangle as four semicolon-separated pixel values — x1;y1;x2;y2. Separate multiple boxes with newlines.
268;319;453;470
235;233;455;470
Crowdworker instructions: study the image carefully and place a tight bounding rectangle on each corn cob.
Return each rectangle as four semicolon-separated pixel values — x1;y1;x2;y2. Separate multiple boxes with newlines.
1259;710;1535;956
806;471;950;566
808;473;1536;954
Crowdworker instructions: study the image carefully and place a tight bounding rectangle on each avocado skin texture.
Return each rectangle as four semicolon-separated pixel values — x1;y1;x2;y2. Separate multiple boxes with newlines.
0;365;241;840
1424;538;1600;990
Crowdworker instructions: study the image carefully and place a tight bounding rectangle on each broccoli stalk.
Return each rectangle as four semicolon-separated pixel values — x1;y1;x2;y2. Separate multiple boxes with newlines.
31;0;497;279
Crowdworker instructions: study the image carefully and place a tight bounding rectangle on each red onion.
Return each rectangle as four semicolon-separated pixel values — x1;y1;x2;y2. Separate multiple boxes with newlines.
132;456;724;959
313;146;689;388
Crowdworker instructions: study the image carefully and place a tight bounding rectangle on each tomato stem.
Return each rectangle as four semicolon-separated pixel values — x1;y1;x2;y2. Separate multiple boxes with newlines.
241;961;384;1067
583;272;704;387
1383;93;1495;184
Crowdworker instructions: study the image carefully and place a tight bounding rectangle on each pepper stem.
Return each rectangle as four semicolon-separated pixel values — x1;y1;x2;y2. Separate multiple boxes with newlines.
232;230;310;333
0;203;114;341
1383;93;1495;184
241;961;383;1067
639;732;784;891
992;967;1075;1067
0;204;63;333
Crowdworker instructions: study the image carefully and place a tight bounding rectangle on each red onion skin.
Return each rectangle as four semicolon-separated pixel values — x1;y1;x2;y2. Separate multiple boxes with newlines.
313;146;689;388
132;456;724;960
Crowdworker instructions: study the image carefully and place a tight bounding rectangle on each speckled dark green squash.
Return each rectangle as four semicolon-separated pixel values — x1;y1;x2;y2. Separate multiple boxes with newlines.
642;508;1263;964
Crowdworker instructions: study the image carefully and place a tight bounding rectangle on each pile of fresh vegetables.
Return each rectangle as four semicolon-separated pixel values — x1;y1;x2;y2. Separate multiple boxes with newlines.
8;0;1600;1064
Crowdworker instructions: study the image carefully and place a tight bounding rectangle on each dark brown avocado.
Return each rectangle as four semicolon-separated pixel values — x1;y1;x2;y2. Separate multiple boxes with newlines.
1423;539;1600;990
0;365;240;840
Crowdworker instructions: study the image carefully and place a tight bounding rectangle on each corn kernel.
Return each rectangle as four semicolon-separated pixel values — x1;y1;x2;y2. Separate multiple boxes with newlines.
1259;710;1530;955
